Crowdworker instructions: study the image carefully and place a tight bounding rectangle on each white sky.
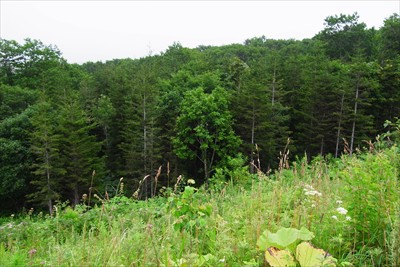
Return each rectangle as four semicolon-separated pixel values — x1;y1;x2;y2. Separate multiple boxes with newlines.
1;1;399;64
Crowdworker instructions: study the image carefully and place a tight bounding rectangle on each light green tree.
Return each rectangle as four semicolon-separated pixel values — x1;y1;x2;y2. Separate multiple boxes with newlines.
173;86;241;182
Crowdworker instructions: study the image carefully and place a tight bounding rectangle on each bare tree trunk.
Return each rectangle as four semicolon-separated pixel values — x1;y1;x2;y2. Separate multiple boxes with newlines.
142;93;148;197
44;134;53;215
204;160;209;181
202;149;209;187
149;118;155;197
335;93;345;158
271;67;276;106
320;137;324;156
250;105;255;173
46;155;53;215
350;75;360;156
73;186;79;206
48;198;53;215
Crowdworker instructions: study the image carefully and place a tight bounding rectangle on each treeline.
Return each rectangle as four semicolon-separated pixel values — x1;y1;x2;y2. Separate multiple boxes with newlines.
1;13;399;213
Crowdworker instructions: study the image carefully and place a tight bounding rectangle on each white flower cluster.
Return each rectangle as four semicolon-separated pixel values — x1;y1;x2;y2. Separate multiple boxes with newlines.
303;184;322;197
331;200;351;221
336;207;348;215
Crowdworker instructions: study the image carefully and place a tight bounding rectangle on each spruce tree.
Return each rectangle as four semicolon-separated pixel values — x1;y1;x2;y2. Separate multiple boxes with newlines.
57;94;104;205
28;97;62;214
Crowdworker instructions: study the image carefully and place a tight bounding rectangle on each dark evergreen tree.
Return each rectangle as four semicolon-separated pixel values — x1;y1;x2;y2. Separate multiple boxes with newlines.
57;94;104;205
28;97;62;214
315;13;374;61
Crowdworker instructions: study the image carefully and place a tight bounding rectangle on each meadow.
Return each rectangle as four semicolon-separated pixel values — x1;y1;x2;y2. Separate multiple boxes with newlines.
1;142;399;266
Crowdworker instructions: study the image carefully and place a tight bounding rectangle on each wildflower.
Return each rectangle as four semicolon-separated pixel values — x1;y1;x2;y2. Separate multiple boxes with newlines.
303;184;322;196
332;215;338;220
345;216;351;221
304;190;322;197
337;207;348;215
187;179;196;185
28;249;37;258
304;184;314;190
336;200;343;205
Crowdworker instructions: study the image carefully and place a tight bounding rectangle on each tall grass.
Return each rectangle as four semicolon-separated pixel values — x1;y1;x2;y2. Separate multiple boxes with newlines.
0;147;399;266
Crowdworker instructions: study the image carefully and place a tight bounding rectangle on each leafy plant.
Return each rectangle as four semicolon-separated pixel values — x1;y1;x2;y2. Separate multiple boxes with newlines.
212;154;253;186
257;227;338;266
166;186;212;232
340;150;399;252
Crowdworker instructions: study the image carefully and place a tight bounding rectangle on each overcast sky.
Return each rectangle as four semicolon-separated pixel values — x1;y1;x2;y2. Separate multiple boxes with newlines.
1;1;399;64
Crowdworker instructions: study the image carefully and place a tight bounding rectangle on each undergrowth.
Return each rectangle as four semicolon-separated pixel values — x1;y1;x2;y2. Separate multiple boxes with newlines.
0;146;399;266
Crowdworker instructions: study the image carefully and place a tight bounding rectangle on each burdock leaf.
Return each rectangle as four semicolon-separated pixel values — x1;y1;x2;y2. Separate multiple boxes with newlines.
264;247;296;267
297;227;315;241
258;227;314;251
296;242;337;267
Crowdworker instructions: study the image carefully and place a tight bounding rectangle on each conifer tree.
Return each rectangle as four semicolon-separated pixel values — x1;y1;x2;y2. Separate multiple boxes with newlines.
28;97;62;214
57;94;104;205
119;58;161;196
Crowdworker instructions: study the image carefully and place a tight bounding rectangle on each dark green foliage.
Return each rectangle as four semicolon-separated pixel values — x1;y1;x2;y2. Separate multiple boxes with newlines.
315;13;374;60
0;84;38;120
0;106;36;213
379;13;400;60
57;96;104;205
28;98;63;213
0;139;31;208
1;13;400;213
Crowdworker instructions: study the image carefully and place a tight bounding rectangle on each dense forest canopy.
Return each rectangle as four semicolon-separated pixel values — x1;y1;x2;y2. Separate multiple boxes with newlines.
1;13;399;213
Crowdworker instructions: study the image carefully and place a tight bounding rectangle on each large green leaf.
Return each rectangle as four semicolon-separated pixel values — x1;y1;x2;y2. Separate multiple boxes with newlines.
257;227;315;250
269;228;299;248
297;227;315;241
296;242;337;267
264;247;296;267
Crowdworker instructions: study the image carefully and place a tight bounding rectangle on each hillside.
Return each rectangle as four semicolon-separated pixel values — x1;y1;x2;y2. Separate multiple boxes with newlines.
1;13;399;213
1;134;399;266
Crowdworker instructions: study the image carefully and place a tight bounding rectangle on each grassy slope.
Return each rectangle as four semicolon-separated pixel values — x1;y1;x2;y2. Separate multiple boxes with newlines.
0;147;399;266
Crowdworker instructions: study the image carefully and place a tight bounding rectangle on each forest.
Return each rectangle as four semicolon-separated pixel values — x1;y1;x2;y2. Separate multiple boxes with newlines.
1;13;399;214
